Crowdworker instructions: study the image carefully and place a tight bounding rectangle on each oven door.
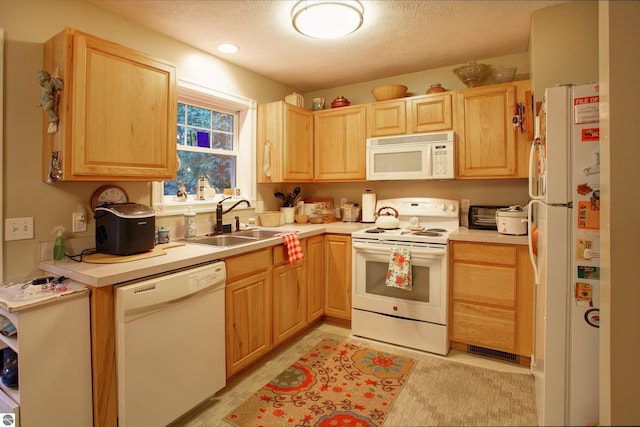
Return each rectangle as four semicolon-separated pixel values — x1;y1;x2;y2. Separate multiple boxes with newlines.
352;239;448;325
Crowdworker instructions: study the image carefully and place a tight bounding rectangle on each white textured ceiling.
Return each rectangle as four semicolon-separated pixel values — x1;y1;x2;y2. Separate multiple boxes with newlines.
86;0;567;92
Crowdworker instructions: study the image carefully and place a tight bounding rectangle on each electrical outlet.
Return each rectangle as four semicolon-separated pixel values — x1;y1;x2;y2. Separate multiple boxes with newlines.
5;217;34;241
340;198;347;206
255;200;264;214
72;212;87;233
461;199;471;211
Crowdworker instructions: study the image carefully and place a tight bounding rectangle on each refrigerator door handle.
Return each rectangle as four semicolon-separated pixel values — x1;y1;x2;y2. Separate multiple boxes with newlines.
527;199;540;285
528;139;543;200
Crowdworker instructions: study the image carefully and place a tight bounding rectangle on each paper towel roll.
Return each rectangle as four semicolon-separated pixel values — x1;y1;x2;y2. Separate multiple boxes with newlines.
361;190;376;223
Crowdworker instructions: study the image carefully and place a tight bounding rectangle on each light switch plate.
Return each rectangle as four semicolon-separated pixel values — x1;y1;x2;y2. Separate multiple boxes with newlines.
5;217;34;241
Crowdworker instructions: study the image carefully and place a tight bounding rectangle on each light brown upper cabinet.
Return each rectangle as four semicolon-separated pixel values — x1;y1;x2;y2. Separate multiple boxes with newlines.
409;92;454;133
367;92;453;138
314;105;366;181
42;28;177;182
257;101;314;183
366;99;407;137
454;80;532;179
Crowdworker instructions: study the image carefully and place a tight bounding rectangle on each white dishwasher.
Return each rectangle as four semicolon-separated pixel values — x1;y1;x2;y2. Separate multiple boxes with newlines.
115;261;226;427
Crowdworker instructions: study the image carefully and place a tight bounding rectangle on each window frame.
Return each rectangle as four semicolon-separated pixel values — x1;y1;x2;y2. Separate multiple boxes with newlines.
152;79;257;216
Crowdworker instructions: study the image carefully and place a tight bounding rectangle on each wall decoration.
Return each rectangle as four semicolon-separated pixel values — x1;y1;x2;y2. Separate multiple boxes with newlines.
37;69;64;133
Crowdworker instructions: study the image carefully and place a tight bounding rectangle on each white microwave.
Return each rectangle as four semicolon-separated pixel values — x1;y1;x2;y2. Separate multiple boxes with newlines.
366;131;455;181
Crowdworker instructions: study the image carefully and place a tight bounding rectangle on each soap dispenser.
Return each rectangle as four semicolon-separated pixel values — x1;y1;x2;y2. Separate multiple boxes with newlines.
52;226;66;261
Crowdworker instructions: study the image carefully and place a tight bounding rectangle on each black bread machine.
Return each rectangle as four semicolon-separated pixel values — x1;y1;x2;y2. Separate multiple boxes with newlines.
95;203;155;255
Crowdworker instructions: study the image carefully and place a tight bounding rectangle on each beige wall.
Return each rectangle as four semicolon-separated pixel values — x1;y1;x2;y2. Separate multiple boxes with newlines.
303;52;530;108
531;1;599;105
599;1;640;424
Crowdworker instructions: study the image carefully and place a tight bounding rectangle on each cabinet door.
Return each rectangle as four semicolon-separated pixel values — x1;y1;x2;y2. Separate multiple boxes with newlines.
306;235;325;322
257;101;313;183
455;83;518;178
367;99;406;137
43;28;177;181
410;93;453;132
449;241;533;357
450;301;517;351
314;106;366;181
324;234;352;320
273;260;306;345
225;271;272;377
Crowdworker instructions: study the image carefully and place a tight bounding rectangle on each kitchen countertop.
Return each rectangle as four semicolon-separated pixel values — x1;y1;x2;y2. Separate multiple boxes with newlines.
39;222;526;287
39;222;370;287
449;227;529;245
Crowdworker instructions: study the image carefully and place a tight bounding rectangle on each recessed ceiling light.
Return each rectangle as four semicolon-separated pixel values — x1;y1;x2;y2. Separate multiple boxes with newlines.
217;43;239;54
292;0;364;39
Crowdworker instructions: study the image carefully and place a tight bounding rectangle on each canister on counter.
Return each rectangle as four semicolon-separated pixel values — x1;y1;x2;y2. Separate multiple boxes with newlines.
184;207;196;238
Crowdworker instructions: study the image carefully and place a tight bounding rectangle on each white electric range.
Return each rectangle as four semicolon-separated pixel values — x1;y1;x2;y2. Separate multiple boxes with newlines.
351;197;459;355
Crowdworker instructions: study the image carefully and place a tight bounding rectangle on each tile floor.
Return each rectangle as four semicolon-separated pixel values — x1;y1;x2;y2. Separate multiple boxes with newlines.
170;321;532;426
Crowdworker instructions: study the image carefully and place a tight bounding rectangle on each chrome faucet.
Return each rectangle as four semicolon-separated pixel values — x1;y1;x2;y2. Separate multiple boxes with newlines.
215;197;251;233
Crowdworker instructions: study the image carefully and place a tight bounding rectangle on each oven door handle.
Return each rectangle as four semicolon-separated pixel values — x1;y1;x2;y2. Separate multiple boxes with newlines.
352;241;447;256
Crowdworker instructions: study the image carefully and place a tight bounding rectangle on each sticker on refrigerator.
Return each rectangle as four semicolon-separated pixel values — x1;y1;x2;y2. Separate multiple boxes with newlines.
574;96;599;124
584;308;600;328
581;127;599;142
576;238;596;260
578;201;600;229
575;282;593;307
582;152;600;175
578;266;600;280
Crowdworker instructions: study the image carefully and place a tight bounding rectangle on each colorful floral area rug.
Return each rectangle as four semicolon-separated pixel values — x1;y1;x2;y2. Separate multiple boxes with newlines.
223;338;416;427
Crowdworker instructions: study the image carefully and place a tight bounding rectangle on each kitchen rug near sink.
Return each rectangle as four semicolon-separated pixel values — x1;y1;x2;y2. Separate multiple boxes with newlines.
223;338;415;427
82;242;185;263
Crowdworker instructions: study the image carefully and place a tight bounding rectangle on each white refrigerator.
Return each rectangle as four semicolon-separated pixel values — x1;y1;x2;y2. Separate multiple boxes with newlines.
527;83;600;426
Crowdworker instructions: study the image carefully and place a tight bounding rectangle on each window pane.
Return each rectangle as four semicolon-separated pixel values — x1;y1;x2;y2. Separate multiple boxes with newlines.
212;111;233;132
165;151;237;196
187;105;211;128
177;125;186;146
177;103;186;125
212;131;232;150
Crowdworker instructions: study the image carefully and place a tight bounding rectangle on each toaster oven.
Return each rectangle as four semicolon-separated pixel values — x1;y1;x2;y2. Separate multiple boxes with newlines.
467;205;508;230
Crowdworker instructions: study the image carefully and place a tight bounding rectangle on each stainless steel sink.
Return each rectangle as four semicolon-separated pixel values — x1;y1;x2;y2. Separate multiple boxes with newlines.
188;235;258;247
185;229;284;247
234;230;282;239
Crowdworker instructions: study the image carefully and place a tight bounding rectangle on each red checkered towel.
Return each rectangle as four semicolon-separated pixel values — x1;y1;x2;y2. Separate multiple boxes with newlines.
276;232;304;263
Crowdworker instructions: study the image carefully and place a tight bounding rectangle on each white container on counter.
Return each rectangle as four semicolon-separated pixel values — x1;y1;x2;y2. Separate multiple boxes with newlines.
496;206;528;235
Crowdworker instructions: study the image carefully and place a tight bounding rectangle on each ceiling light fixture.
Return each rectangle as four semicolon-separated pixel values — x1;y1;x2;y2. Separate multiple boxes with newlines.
292;0;364;39
217;43;239;54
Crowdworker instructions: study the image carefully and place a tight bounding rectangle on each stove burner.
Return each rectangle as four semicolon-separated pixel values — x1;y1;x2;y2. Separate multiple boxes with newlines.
425;228;447;232
365;228;390;233
413;231;442;237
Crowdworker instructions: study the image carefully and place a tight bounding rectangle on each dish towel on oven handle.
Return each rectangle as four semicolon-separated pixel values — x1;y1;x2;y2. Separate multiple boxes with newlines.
386;246;412;290
275;232;304;263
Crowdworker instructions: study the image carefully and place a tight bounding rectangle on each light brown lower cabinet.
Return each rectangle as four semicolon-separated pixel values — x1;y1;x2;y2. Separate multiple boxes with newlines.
225;248;273;377
306;235;325;322
324;234;352;321
272;241;307;346
449;241;533;359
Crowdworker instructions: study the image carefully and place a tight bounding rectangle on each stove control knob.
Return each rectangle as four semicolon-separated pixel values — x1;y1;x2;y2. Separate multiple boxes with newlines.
441;204;448;212
449;204;457;212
